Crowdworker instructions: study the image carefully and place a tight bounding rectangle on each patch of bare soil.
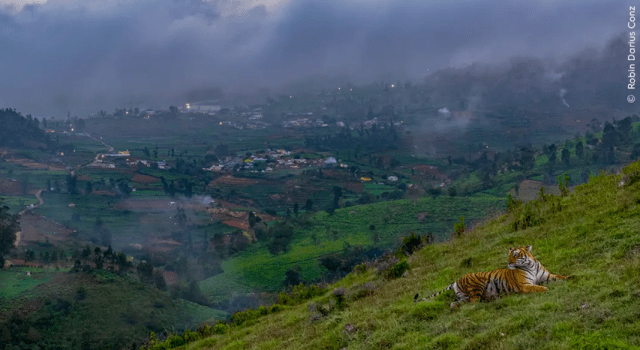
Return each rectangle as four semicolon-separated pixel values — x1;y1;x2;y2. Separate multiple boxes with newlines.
115;199;209;212
4;157;65;171
207;207;248;220
163;271;178;286
145;238;182;253
0;179;24;195
18;211;76;246
91;190;117;197
131;173;159;183
208;175;259;186
343;181;364;193
412;164;451;182
222;220;249;230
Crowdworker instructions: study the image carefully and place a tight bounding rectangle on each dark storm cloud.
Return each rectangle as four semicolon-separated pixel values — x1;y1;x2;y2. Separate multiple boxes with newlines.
259;0;624;83
0;0;627;115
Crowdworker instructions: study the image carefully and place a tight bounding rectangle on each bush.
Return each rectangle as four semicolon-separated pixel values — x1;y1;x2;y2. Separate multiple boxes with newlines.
512;202;543;231
230;309;260;325
212;322;229;335
454;216;465;237
277;283;326;305
269;304;282;313
387;259;409;279
399;232;424;255
375;254;409;279
166;334;185;348
622;161;640;186
333;287;346;308
506;194;523;213
349;282;376;301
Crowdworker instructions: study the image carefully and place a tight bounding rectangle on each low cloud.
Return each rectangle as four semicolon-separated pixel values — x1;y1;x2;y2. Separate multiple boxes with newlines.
0;0;626;115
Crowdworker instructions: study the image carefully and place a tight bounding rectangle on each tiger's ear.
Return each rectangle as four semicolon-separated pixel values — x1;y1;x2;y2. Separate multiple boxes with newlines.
509;247;513;251
526;245;532;252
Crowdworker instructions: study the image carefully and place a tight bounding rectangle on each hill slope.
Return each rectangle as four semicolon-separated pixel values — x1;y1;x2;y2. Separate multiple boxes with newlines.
150;160;640;350
0;108;50;149
0;270;226;350
199;195;505;303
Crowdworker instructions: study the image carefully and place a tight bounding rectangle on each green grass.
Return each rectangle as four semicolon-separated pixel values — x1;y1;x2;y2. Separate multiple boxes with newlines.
1;270;227;350
0;195;39;213
363;182;397;196
176;160;640;350
0;267;57;300
200;196;505;298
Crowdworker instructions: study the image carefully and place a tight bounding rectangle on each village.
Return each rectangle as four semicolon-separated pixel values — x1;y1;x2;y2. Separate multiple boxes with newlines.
202;149;342;173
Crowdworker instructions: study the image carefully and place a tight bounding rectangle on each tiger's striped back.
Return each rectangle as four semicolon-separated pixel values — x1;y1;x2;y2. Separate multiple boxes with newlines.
414;246;569;306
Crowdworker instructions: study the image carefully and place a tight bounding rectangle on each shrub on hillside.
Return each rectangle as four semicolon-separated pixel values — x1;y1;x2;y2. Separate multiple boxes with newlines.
622;161;640;186
374;254;409;279
454;216;465;237
277;283;326;305
349;282;376;301
399;231;430;256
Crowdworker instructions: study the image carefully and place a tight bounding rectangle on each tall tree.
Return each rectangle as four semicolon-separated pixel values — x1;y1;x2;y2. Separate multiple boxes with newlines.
561;148;571;167
547;144;557;164
0;199;19;269
575;141;584;159
333;186;342;208
66;174;78;194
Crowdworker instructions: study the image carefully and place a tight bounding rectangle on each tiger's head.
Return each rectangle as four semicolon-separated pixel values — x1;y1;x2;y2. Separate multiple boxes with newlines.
508;245;534;269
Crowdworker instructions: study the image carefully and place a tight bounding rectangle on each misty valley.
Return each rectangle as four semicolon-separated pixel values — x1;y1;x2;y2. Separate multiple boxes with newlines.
1;1;640;349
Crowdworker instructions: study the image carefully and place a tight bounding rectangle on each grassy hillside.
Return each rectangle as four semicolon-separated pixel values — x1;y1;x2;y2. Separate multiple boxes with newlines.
200;196;505;301
0;269;226;350
155;161;640;349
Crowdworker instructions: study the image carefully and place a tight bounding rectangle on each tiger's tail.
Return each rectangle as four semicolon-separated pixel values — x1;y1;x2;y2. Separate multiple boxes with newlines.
414;282;455;303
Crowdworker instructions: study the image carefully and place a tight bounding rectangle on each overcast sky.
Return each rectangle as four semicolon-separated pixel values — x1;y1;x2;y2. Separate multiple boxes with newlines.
0;0;627;116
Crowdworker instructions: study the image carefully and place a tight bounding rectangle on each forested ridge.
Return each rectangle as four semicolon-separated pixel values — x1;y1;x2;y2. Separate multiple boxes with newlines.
0;108;51;149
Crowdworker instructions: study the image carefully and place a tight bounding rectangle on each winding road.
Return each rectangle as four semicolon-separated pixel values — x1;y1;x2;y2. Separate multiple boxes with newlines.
14;134;113;247
82;134;116;169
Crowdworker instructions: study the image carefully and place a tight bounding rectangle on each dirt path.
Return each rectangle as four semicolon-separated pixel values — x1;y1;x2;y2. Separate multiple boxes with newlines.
86;134;114;153
15;189;44;247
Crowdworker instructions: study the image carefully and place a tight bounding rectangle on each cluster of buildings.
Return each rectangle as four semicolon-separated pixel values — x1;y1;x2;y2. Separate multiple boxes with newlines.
281;116;401;130
282;118;331;128
203;150;340;173
89;150;169;170
217;120;270;130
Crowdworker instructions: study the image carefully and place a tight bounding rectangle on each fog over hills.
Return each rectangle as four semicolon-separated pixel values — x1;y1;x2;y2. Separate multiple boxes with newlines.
0;0;626;115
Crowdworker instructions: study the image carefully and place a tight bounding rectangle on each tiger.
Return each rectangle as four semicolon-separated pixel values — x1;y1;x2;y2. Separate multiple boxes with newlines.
414;246;569;308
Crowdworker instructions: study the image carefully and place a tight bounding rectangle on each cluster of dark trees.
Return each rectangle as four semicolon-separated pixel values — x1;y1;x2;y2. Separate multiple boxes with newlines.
253;220;295;256
159;176;196;197
71;245;133;275
586;116;638;165
318;245;384;281
304;122;400;153
0;108;52;149
451;115;640;194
